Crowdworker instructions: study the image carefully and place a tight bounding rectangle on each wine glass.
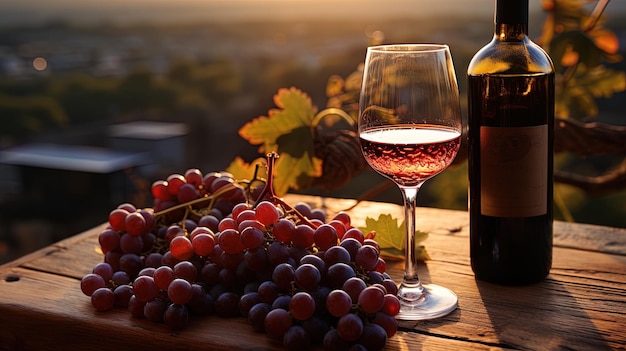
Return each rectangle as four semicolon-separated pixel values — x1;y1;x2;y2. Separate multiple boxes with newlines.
358;44;461;320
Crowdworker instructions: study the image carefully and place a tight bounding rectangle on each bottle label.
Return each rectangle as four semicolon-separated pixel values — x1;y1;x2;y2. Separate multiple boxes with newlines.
480;125;548;217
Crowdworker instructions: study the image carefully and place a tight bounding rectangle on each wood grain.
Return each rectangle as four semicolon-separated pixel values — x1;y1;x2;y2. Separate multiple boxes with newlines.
0;194;624;351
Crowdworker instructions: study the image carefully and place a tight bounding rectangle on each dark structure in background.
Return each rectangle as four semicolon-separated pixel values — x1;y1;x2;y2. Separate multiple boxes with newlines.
0;121;188;263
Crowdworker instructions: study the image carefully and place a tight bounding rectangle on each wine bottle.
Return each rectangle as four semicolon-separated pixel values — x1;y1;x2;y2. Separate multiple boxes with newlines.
467;0;554;284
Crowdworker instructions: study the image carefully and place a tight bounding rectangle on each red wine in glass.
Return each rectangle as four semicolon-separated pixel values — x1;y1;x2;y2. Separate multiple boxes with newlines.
360;125;461;186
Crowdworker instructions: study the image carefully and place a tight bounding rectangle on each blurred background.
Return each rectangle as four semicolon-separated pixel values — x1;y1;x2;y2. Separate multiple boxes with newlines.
1;0;625;263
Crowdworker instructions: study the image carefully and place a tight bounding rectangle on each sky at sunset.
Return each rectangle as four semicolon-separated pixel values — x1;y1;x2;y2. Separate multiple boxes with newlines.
0;0;552;26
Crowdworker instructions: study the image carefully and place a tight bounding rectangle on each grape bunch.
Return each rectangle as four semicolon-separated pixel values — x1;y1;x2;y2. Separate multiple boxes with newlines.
80;162;400;351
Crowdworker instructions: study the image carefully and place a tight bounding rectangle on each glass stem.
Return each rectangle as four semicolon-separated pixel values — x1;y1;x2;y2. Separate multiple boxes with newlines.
400;184;423;289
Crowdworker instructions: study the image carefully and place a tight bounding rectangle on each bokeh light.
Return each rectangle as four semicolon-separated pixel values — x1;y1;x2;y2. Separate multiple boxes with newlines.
33;57;48;71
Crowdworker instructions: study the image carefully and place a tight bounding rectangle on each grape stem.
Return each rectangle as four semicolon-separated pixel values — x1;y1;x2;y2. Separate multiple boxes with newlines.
251;152;279;204
254;152;320;229
153;181;244;227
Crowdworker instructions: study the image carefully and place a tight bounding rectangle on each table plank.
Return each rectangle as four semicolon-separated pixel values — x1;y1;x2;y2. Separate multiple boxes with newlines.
0;266;514;351
1;194;625;351
290;195;626;255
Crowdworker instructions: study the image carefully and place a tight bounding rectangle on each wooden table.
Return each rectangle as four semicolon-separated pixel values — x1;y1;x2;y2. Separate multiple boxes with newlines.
1;194;624;350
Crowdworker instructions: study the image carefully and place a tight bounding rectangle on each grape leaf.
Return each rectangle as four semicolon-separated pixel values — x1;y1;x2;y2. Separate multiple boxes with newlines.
557;64;626;118
238;87;322;195
226;156;267;181
358;214;430;261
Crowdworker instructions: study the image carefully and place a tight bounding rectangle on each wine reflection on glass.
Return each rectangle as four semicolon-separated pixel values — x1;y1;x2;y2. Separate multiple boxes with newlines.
358;44;461;320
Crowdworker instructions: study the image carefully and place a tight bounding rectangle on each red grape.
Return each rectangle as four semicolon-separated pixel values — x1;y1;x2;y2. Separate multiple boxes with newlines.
314;224;338;251
215;292;241;318
91;287;115;311
184;168;203;187
151;180;172;201
177;183;201;203
239;292;261;317
343;277;367;303
236;209;256;225
358;286;385;314
153;265;176;290
173;260;198;283
240;226;265;249
119;253;142;277
342;227;365;244
267;241;290;266
272;262;296;291
326;263;356;289
336;313;363;342
237;219;265;233
218;228;245;254
170;236;194;260
294;263;321;291
326;289;352;317
192;233;215;257
80;273;106;296
332;211;351;228
144;298;167;322
324;245;351;266
264;308;293;339
372;311;398;338
358;323;387;350
273;218;296;243
244;247;269;271
382;294;401;316
255;200;280;226
299;254;326;276
117;202;137;213
163;303;189;330
92;262;113;281
248;302;272;332
108;208;129;231
139;209;155;233
231;202;250;220
113;284;134;307
327;219;347;239
355;245;379;271
119;233;143;254
294;202;313;219
98;229;120;254
218;218;237;232
283;325;310;351
125;211;147;236
166;174;186;195
292;224;315;249
133;275;160;302
167;278;193;305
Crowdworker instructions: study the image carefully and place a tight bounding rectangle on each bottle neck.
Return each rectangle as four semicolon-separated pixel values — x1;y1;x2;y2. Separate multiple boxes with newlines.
495;23;528;41
494;0;528;41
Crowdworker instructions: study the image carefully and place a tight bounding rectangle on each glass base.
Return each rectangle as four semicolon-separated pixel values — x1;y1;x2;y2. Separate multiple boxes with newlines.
396;283;458;320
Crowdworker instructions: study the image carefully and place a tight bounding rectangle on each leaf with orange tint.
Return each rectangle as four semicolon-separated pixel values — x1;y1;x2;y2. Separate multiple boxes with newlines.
358;213;430;261
560;45;580;67
589;28;619;55
226;156;267;183
237;88;323;196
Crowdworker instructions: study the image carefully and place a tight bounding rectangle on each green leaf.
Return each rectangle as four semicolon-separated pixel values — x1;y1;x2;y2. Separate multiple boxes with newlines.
226;156;267;182
238;87;318;153
358;214;429;261
237;87;323;196
273;151;322;196
576;65;626;99
556;64;626;119
550;31;603;72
